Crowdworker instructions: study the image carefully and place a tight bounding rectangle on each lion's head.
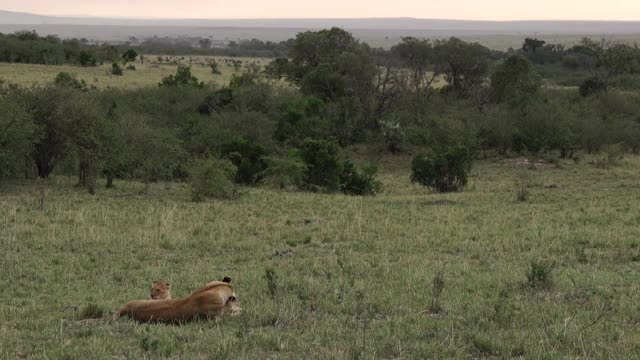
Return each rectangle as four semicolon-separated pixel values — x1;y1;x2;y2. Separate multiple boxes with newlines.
150;281;172;300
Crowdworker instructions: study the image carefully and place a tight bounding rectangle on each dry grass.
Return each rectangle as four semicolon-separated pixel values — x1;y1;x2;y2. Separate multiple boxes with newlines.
0;56;271;89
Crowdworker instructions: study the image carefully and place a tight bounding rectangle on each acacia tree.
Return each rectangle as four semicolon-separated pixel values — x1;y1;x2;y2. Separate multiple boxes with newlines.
391;37;438;98
434;37;491;96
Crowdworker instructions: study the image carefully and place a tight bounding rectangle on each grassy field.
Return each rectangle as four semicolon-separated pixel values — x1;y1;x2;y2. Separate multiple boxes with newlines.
1;154;639;359
0;56;270;89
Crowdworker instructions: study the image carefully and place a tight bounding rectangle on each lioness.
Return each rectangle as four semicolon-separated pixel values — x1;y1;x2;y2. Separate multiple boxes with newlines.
115;280;240;323
150;281;172;300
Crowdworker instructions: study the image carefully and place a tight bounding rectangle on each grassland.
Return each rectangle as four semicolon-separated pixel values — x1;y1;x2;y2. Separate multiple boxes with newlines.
1;154;639;359
0;56;270;89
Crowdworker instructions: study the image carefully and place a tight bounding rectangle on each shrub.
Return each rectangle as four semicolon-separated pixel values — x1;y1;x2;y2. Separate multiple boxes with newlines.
380;119;407;153
159;65;204;88
580;77;608;97
261;156;305;191
54;72;87;90
339;160;382;196
221;138;268;185
514;173;530;202
526;260;555;290
126;64;136;71
188;157;238;202
411;145;473;193
111;63;123;76
299;138;342;191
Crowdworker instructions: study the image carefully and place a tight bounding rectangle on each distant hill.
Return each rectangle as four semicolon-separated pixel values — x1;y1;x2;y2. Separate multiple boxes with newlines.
2;10;640;50
2;10;640;33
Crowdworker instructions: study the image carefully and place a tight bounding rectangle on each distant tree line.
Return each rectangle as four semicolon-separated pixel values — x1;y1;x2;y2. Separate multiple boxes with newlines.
2;28;640;197
0;30;121;66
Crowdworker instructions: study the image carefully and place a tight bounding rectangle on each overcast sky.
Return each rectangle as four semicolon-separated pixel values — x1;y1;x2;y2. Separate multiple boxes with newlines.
1;0;639;20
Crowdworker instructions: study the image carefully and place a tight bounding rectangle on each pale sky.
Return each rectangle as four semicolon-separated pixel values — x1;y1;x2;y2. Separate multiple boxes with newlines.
1;0;639;21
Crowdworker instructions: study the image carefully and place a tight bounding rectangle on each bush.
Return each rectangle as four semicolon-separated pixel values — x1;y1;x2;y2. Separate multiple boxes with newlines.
221;138;268;185
526;260;555;290
189;157;238;202
159;65;204;88
126;64;136;71
380;119;406;153
261;156;305;191
54;72;87;90
111;63;123;76
411;145;473;193
580;77;608;97
299;138;342;191
339;160;382;196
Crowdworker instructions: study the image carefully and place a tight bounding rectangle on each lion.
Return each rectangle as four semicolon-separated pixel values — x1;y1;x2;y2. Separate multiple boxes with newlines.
150;281;172;300
115;279;240;323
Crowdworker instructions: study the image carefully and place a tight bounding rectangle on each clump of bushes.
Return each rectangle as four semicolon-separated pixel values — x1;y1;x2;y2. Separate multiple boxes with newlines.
159;65;204;88
580;77;608;97
340;160;382;196
261;156;305;191
299;138;382;195
188;157;238;201
221;139;268;185
299;138;343;192
411;145;473;193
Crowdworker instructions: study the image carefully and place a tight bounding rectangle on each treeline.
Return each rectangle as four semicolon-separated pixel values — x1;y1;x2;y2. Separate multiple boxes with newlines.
1;28;640;198
134;36;294;58
0;31;121;66
0;30;293;65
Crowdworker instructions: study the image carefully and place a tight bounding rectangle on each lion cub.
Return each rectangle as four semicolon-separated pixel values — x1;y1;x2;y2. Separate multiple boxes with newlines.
150;281;172;300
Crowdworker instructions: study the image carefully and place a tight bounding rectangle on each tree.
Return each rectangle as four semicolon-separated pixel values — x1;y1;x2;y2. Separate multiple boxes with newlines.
522;38;546;53
199;38;212;49
434;37;491;95
26;86;77;178
78;50;97;67
121;49;138;64
391;37;438;97
0;93;40;178
490;55;541;103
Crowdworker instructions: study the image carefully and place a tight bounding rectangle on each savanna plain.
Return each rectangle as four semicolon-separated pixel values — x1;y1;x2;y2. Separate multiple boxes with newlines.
1;155;639;359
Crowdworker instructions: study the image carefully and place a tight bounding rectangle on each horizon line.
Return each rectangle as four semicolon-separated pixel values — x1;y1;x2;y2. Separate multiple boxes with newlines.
2;9;640;23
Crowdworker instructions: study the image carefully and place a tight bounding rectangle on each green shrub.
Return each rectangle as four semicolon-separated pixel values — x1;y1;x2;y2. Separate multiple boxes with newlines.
54;72;87;90
126;64;136;71
410;145;473;193
299;138;342;191
159;65;204;88
188;157;238;202
339;160;382;196
526;260;555;290
221;138;268;185
111;63;123;76
261;156;305;191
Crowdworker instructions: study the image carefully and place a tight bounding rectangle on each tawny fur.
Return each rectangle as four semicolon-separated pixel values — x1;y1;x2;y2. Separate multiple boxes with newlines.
115;281;240;323
150;281;172;300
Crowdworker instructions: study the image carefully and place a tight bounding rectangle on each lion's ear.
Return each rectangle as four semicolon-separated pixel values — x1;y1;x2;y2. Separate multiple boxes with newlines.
152;281;158;285
166;282;171;288
223;277;232;284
